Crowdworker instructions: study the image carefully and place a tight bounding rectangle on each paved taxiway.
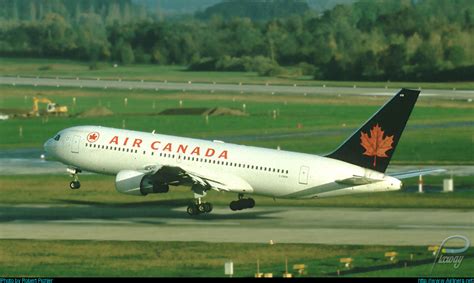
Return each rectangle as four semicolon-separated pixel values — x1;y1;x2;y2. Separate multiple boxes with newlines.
1;76;473;99
1;204;472;246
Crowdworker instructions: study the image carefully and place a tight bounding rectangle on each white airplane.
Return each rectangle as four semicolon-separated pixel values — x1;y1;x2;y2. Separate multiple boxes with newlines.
44;88;442;215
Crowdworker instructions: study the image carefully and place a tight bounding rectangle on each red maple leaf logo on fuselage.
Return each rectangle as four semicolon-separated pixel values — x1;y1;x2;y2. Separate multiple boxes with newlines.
87;132;100;143
360;124;394;167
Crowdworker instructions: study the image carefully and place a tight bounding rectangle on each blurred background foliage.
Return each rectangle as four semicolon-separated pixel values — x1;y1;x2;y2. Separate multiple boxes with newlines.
0;0;472;81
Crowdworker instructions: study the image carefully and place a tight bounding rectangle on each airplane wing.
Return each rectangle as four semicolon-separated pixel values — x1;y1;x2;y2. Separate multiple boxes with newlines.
388;168;445;179
146;164;253;193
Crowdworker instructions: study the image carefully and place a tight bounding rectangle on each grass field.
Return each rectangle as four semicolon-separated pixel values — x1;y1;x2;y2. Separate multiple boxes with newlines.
0;85;472;164
0;240;472;277
1;57;474;90
0;175;472;208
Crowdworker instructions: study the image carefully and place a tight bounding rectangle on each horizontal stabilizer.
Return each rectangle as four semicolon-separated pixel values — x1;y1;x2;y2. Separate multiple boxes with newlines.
389;168;445;179
335;175;384;186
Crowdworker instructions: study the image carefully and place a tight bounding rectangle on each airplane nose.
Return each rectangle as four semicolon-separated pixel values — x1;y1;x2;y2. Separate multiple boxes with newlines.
43;139;52;153
43;138;57;156
43;138;59;161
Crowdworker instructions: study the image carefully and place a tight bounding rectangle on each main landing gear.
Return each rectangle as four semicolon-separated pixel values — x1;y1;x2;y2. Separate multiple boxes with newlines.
187;184;213;216
67;167;82;190
187;200;213;216
229;194;255;211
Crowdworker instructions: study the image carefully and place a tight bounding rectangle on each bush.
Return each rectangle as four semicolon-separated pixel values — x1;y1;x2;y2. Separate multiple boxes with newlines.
134;48;151;64
259;65;286;76
313;67;324;80
187;55;284;77
120;43;135;65
88;62;100;70
188;57;218;71
38;65;52;71
215;56;246;71
297;62;316;76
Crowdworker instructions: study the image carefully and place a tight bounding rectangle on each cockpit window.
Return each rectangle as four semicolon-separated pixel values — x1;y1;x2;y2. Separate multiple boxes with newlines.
54;134;61;141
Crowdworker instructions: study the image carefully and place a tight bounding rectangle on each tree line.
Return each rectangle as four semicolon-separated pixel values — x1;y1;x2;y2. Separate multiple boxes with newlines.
0;0;472;81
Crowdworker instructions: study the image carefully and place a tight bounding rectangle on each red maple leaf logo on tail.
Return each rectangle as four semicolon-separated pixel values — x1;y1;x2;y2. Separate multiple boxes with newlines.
360;124;394;167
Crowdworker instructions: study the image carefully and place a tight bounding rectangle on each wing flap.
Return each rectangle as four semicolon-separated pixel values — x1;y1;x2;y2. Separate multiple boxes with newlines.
147;164;252;193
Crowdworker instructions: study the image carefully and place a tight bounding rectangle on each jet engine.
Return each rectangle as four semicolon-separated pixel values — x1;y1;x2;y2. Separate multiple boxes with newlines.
115;170;169;196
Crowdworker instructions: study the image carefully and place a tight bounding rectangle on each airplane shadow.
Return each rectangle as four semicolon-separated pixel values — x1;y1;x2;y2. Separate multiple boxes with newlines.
0;199;283;223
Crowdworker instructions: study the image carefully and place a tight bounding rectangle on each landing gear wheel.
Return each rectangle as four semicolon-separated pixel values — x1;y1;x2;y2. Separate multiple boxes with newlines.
230;201;240;211
248;198;255;208
203;202;213;213
229;197;255;211
69;181;81;189
198;203;206;213
187;204;199;216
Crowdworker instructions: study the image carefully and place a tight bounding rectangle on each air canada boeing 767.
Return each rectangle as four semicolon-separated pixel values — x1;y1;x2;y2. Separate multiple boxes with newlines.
44;89;442;215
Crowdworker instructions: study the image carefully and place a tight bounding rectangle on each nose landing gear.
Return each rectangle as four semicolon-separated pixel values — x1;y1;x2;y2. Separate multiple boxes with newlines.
69;180;81;189
67;167;82;190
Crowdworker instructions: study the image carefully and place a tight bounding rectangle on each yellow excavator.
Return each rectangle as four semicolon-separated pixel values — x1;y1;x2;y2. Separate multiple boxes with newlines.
31;96;68;116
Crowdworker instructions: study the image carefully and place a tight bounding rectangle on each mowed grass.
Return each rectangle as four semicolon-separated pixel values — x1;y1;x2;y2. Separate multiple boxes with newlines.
0;85;472;164
0;239;472;277
0;175;472;208
1;57;474;89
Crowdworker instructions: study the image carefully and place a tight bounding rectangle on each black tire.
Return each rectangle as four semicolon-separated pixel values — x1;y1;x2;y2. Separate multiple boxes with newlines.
239;199;251;209
203;202;213;213
187;205;198;216
69;181;80;189
230;201;240;211
248;198;255;208
197;203;206;213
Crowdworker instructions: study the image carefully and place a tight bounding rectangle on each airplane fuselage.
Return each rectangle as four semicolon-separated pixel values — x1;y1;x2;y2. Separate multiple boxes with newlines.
45;125;401;199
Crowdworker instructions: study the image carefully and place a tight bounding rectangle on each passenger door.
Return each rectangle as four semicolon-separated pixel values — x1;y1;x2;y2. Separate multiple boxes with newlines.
71;135;80;153
298;166;309;185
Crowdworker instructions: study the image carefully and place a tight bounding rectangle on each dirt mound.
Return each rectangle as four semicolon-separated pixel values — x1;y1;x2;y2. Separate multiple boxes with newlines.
159;107;248;116
77;106;114;118
204;107;248;116
159;108;209;115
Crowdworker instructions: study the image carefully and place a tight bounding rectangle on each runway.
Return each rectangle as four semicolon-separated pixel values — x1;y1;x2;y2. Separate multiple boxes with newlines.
1;76;473;99
1;204;472;246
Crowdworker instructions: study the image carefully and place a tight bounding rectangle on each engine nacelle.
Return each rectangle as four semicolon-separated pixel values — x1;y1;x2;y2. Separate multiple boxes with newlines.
115;170;169;196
